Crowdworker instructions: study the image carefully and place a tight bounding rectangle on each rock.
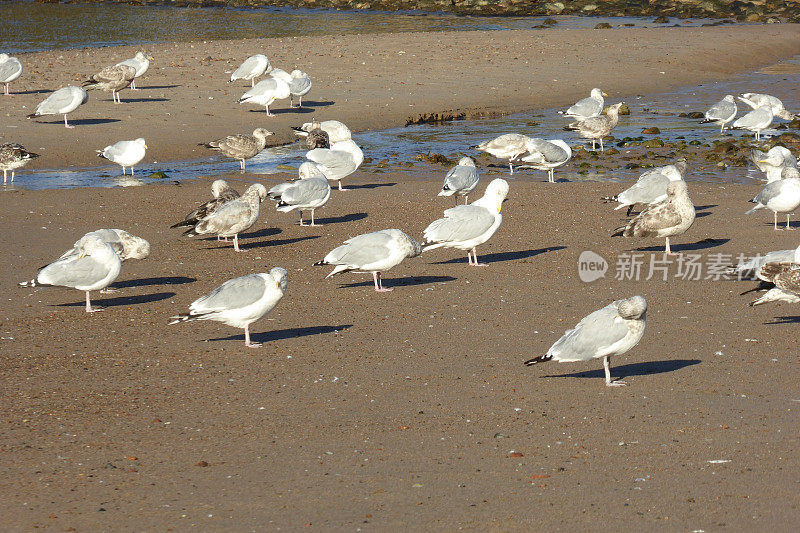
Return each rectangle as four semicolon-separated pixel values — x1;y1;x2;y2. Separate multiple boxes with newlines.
147;171;170;179
604;147;620;155
594;22;613;29
544;2;564;13
414;152;455;166
542;18;558;26
275;164;296;172
582;4;598;12
641;139;665;148
683;111;705;119
604;103;630;115
642;127;661;135
653;15;670;23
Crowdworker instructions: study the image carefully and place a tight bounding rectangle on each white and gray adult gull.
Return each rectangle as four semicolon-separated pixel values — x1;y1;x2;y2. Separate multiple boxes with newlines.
518;138;572;182
438;157;479;204
476;133;535;175
732;105;773;141
524;296;648;387
561;88;606;120
305;139;364;191
201;128;274;171
751;146;797;183
229;54;272;86
97;138;147;175
746;167;800;230
284;70;312;108
315;229;422;292
268;162;331;226
423;178;509;266
0;142;39;184
26;86;88;128
738;93;796;121
116;51;153;90
169;268;288;348
183;183;268;252
0;53;23;95
568;102;624;152
701;95;737;134
293;120;352;144
238;77;290;116
605;159;687;215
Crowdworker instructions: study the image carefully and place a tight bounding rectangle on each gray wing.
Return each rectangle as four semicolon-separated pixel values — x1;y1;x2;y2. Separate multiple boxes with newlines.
192;274;267;312
548;306;629;362
753;180;785;205
566;96;602;118
305;149;357;178
443;165;478;192
102;140;137;160
734;107;771;128
617;170;670;206
38;254;111;288
289;76;311;96
705;99;736;121
280;178;329;206
527;139;568;163
325;232;394;267
37;88;79;114
232;56;263;79
424;205;495;243
241;78;278;99
0;58;22;80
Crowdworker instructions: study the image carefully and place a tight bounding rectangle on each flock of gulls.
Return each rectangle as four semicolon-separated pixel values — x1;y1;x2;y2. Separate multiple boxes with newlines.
2;49;800;385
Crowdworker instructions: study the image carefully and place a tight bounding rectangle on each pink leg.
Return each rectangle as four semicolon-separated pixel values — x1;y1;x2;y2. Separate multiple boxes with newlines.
338;180;349;191
131;167;135;176
3;170;6;184
373;272;393;292
85;291;103;313
299;212;307;226
130;79;138;90
604;357;627;387
787;214;794;230
265;104;274;116
774;212;780;231
244;324;262;348
298;96;303;108
309;209;320;226
469;248;488;267
64;115;74;129
233;234;243;252
3;83;8;95
251;79;255;87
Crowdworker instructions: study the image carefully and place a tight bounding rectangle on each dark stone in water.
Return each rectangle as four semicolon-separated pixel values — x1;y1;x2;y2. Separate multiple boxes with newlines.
148;171;170;179
414;152;455;166
406;112;466;126
681;111;705;119
594;23;613;29
653;16;670;23
642;127;660;134
641;139;664;148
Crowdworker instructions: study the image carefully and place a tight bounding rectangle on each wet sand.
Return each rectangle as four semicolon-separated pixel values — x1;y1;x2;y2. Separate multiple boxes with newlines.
3;24;800;170
2;174;800;530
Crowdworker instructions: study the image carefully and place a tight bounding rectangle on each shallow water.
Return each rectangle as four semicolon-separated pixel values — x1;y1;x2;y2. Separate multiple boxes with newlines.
0;1;724;54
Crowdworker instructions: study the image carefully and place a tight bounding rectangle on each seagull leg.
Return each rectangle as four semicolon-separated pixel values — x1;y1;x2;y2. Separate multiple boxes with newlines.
130;79;138;90
373;272;393;292
720;123;724;134
774;212;780;231
298;96;303;108
604;356;627;387
549;169;555;183
787;214;794;230
233;234;243;252
265;104;274;117
508;162;514;175
600;138;605;152
469;248;488;267
244;324;262;348
64;115;74;129
3;83;8;95
10;171;13;183
591;139;596;151
299;212;307;226
338;180;349;191
85;291;103;313
309;209;321;227
3;169;6;184
131;167;135;176
665;237;672;255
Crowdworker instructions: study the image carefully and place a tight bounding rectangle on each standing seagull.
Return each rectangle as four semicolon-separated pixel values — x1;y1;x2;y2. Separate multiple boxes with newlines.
293;120;352;144
230;54;272;86
561;88;606;120
748;249;800;307
0;53;22;95
738;93;796;121
201;128;273;172
305;139;364;191
82;64;136;104
97;138;147;175
732;105;773;141
701;95;738;134
423;178;509;266
27;86;88;128
169;268;287;348
268;162;331;226
171;179;240;230
238;77;290;116
612;180;695;255
116;51;153;90
745;167;800;230
751;146;797;183
0;142;39;184
568;102;624;152
524;296;648;388
605;160;687;215
518;138;572;182
476;133;535;175
315;229;422;292
183;183;268;252
438;157;479;204
286;70;312;108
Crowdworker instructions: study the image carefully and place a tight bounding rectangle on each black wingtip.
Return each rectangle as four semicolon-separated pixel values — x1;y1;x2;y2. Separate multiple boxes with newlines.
25;113;36;119
182;227;198;237
524;355;551;366
313;260;326;266
611;227;625;238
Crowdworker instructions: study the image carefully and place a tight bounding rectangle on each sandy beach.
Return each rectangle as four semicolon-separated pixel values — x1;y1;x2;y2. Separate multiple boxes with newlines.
3;23;800;531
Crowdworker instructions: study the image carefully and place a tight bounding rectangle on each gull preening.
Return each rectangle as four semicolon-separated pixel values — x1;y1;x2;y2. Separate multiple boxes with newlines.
230;54;272;86
438;156;479;204
268;162;331;226
169;268;288;348
305;139;364;191
701;95;737;133
238;77;290;116
732;105;773;141
27;86;88;128
0;53;22;95
293;120;352;144
315;229;422;292
612;180;695;254
183;183;268;252
561;88;606;120
751;146;797;183
284;70;312;108
738;93;796;121
524;296;648;387
82;64;136;104
518;138;572;182
568;102;624;152
423;178;509;266
97;138;147;175
605;159;687;215
476;133;535;175
0;142;39;184
171;179;240;230
116;51;153;90
201;128;274;172
746;167;800;230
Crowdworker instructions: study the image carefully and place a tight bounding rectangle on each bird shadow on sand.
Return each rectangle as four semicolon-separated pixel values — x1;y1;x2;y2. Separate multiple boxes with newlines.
635;238;729;253
140;85;182;90
14;89;51;95
296;100;335;108
338;275;457;289
695;212;713;219
37;118;121;126
111;276;196;289
541;359;701;381
245;235;321;250
314;212;367;225
119;97;170;103
764;315;800;325
210;324;351;344
761;220;799;230
58;291;175;309
345;182;397;190
695;204;717;211
202;228;281;247
431;246;566;265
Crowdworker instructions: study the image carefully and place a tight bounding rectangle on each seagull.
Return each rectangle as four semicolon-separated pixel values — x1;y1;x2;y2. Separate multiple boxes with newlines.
229;54;272;86
292;120;352;144
748;246;800;306
201;128;273;172
82;64;136;104
31;235;121;313
171;179;240;231
0;142;39;184
560;88;606;120
0;53;22;95
732;105;773;141
26;86;88;128
612;180;695;255
604;159;687;215
97;138;147;175
423;178;509;266
728;245;799;281
169;268;287;348
305;139;364;191
567;102;624;152
751;146;797;183
183;183;268;252
270;69;313;108
476;133;535;175
518;138;572;182
315;229;422;292
303;125;330;150
268;162;331;226
438;157;479;204
238;77;290;116
524;296;648;387
738;93;796;121
116;51;153;90
700;95;737;133
745;167;800;230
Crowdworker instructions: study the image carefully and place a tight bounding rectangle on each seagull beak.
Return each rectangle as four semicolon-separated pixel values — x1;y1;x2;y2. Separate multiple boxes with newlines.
602;92;608;97
77;252;86;259
757;159;768;164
